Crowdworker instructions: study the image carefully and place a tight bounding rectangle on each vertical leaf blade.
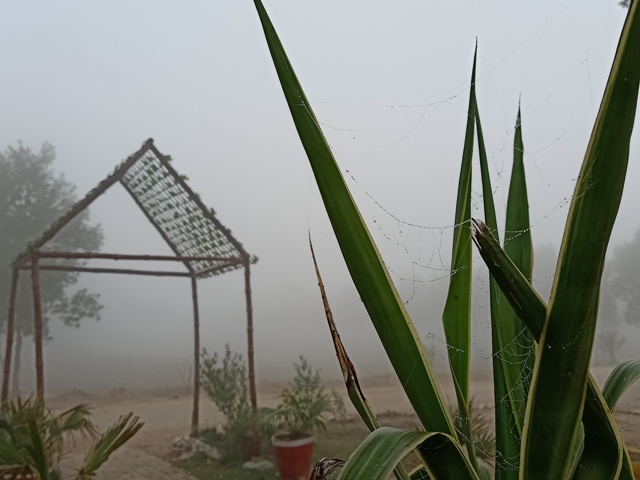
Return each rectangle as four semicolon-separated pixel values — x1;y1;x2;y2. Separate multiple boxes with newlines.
310;238;410;480
472;223;632;480
441;47;476;466
475;103;522;480
252;0;455;443
501;105;536;428
337;428;478;480
521;3;640;478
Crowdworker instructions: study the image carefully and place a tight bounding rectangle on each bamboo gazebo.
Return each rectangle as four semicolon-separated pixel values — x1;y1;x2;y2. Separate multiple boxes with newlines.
2;139;258;434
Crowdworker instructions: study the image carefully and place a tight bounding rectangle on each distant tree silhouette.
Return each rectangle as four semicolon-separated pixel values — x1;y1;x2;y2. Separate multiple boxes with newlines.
0;143;103;394
595;275;624;365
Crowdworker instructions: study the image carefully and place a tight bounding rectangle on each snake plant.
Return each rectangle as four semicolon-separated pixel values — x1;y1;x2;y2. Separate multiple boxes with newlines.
253;1;640;478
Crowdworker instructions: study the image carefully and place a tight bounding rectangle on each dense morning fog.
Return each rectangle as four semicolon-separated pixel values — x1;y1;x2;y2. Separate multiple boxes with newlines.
1;1;639;397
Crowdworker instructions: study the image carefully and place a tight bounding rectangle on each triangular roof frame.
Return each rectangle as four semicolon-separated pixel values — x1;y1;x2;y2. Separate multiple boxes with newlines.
11;138;252;277
2;139;258;440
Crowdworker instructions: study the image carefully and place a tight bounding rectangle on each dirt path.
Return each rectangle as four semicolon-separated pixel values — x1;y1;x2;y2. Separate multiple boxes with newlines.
62;449;196;480
52;371;640;479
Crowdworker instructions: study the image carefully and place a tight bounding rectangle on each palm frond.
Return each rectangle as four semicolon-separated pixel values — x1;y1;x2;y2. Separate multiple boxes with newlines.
76;413;143;480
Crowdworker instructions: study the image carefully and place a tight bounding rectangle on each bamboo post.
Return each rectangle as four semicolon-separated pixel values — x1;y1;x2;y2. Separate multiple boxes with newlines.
38;252;242;262
2;268;20;402
244;260;260;455
190;276;200;435
31;251;44;399
19;265;193;277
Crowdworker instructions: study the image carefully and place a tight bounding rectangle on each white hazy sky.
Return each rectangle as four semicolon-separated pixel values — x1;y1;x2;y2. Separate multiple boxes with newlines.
1;1;639;391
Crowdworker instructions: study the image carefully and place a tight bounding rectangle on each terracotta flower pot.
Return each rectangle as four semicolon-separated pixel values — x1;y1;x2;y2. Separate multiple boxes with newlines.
271;433;314;480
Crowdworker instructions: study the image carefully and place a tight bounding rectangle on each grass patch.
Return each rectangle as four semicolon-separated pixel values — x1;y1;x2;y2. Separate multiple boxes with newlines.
175;451;278;480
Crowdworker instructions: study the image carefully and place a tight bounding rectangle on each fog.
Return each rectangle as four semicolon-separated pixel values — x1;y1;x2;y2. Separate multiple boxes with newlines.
1;1;639;394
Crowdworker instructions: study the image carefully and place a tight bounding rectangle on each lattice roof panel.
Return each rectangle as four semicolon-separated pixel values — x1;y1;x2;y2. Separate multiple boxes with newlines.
12;139;252;278
120;146;247;277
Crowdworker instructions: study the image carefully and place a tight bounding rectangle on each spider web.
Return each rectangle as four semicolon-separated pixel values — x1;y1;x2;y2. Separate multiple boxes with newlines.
301;4;639;469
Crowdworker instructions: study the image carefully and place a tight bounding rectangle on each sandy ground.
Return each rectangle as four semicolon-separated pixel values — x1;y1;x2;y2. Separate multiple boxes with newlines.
48;373;484;458
48;368;640;460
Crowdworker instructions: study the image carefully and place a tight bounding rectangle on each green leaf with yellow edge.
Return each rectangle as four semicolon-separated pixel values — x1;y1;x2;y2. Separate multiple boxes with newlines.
253;0;456;458
310;237;410;480
441;45;477;471
521;2;640;478
603;359;640;411
475;100;523;480
337;428;478;480
472;221;632;480
502;104;536;427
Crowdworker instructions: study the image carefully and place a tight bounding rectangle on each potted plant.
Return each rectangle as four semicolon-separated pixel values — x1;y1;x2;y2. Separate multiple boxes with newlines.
267;357;334;480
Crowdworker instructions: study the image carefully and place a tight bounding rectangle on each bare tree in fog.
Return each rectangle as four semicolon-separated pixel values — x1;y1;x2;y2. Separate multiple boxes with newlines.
608;227;640;328
0;143;103;394
595;277;624;365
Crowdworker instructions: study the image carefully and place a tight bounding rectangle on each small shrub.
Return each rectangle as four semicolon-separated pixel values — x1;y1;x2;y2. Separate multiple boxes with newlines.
201;344;252;459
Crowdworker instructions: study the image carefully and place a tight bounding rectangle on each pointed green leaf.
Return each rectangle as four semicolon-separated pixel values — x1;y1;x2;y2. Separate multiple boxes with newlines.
603;359;640;411
441;46;476;468
337;428;478;480
310;238;410;480
79;413;142;478
502;105;536;426
475;95;525;480
472;222;631;480
504;106;533;278
522;3;640;478
253;0;455;445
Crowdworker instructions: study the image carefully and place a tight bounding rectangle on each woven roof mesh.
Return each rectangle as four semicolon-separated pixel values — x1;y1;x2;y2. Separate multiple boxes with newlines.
120;148;246;278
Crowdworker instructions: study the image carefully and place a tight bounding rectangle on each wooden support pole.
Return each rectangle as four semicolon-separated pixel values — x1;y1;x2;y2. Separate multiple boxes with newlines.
31;251;44;399
38;252;243;263
19;265;192;277
193;260;246;279
2;268;20;402
244;261;260;455
190;276;200;435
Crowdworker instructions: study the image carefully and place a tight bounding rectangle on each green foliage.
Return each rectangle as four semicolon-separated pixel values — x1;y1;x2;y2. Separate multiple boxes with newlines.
0;397;141;479
200;345;252;458
603;360;640;411
0;143;103;339
76;412;143;480
253;0;640;478
267;357;336;440
201;345;250;423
